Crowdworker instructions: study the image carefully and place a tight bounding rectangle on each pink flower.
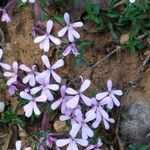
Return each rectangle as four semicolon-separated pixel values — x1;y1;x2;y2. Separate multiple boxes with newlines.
86;138;103;150
63;43;79;57
0;48;11;70
8;83;17;95
38;55;64;83
20;64;37;86
34;20;61;52
20;91;47;117
66;79;92;109
22;0;35;3
15;140;32;150
59;107;81;123
56;135;88;150
96;80;123;109
30;75;59;101
58;12;83;42
4;62;18;86
0;9;11;23
85;98;115;129
51;85;72;113
70;109;94;139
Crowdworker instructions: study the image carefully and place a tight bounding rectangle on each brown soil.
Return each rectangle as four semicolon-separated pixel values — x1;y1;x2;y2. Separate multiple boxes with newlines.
0;4;150;150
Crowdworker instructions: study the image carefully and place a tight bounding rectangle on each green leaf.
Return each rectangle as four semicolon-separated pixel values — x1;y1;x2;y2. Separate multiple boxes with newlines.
108;23;119;41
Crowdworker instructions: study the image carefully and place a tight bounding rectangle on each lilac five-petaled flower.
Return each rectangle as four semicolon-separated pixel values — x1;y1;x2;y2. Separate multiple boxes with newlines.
0;9;11;23
31;75;59;101
86;138;103;150
56;135;88;150
70;109;94;139
19;64;37;86
4;61;18;86
63;43;79;57
85;98;115;129
0;49;11;70
96;80;123;109
20;91;47;117
34;20;61;52
51;85;72;113
38;55;64;83
66;79;91;109
8;83;17;95
58;12;83;42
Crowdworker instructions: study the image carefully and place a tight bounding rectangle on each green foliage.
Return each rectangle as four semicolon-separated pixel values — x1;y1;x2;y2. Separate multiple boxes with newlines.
0;81;7;90
75;40;94;67
54;0;69;6
0;106;25;127
128;144;149;150
41;10;49;22
84;0;150;52
17;0;26;9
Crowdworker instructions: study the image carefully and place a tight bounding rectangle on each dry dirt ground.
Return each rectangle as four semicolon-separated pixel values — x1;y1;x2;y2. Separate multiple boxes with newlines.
0;4;150;150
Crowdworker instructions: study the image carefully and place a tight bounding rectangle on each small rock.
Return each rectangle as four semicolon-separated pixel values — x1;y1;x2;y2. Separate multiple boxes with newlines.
53;120;68;132
0;101;5;112
121;99;150;141
120;33;129;44
5;43;12;51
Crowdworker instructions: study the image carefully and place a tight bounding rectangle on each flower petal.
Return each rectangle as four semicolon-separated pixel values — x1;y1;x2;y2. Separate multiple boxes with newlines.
51;70;61;83
76;139;88;147
35;94;47;102
34;35;46;43
52;59;64;69
47;84;59;91
96;92;108;100
113;90;123;96
58;26;68;37
66;95;80;109
3;72;13;77
0;49;3;59
67;141;78;150
41;55;50;69
64;12;70;25
23;102;34;117
107;79;112;91
80;94;91;106
72;22;83;27
19;64;31;72
61;85;66;97
49;35;61;45
23;74;32;84
33;102;41;116
68;29;74;42
56;139;70;147
29;75;36;86
66;88;78;95
15;140;21;150
47;20;53;33
111;94;120;107
0;63;11;70
51;99;62;110
43;37;50;52
30;86;42;94
70;122;81;138
72;29;80;39
85;108;96;122
20;91;33;100
80;79;91;93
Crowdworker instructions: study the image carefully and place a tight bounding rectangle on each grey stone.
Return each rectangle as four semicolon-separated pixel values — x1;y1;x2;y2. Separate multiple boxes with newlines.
121;99;150;141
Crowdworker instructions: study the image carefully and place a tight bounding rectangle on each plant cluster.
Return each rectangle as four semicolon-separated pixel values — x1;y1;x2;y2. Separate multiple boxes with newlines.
0;0;125;150
84;0;150;53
